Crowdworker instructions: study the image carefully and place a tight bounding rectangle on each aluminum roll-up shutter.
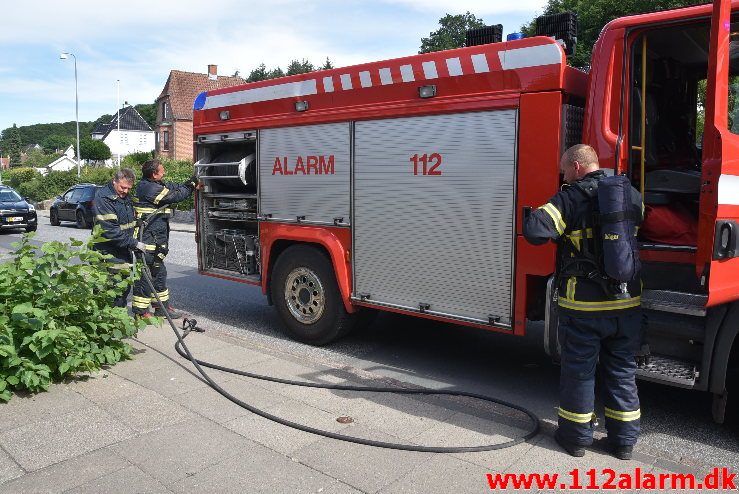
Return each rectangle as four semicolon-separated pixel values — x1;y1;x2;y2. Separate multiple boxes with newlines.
353;110;517;325
259;122;350;225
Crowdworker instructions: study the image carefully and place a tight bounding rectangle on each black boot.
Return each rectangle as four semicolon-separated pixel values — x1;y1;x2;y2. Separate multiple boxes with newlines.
611;444;634;460
554;430;586;457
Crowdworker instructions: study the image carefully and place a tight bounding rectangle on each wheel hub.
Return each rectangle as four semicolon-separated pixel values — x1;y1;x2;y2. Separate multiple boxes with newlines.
285;267;325;324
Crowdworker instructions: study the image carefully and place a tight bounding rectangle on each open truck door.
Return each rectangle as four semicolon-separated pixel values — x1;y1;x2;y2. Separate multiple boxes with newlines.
700;0;739;306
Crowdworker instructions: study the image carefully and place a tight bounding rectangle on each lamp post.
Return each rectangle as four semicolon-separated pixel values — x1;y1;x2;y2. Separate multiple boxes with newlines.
60;52;80;178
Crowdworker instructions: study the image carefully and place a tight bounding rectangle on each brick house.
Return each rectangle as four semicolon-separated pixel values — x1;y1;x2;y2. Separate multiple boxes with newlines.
155;65;244;160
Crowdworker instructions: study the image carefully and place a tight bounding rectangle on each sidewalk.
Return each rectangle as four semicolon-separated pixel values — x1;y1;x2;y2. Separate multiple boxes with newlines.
0;323;692;493
35;209;195;233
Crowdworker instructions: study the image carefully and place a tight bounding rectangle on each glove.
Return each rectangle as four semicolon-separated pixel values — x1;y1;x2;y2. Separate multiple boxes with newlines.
135;242;146;252
188;175;199;189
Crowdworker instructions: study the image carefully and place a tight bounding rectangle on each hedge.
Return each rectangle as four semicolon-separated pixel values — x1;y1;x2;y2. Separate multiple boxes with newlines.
9;158;195;211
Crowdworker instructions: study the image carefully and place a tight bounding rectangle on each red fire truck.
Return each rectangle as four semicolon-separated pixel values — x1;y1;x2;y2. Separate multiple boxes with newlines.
192;0;739;422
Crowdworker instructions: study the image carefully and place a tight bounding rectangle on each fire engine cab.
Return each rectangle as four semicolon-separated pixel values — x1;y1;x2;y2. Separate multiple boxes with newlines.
192;0;739;422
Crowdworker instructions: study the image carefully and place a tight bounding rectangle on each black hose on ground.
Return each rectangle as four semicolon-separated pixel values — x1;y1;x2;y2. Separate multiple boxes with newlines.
134;209;541;452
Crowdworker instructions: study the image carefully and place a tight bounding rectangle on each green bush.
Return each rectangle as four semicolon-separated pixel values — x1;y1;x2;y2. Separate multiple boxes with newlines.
121;151;154;169
0;229;147;402
3;167;39;189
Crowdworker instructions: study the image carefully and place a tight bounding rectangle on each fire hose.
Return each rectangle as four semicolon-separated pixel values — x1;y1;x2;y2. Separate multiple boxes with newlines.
133;206;541;452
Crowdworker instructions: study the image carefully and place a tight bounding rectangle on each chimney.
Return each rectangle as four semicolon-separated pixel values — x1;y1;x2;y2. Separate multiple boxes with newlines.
208;64;217;81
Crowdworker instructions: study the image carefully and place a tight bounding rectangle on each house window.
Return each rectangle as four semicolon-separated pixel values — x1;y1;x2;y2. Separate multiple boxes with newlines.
163;131;170;151
162;101;170;120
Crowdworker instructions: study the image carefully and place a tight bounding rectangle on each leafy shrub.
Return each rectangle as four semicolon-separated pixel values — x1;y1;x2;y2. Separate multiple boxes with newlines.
0;229;146;401
3;167;39;188
121;151;154;169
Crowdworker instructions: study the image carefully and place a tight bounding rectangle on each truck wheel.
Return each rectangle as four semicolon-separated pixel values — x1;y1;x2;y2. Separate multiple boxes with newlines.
271;244;354;345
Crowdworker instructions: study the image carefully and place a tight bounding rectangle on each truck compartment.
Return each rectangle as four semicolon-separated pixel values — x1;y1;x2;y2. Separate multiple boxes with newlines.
195;132;260;281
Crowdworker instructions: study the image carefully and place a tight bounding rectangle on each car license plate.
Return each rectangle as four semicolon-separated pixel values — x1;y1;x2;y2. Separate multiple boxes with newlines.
8;217;23;222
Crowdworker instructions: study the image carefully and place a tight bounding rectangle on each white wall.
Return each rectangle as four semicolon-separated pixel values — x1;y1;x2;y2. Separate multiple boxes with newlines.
104;129;155;157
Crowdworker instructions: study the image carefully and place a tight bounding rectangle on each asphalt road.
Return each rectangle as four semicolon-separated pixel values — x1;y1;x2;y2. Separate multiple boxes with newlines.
1;218;737;472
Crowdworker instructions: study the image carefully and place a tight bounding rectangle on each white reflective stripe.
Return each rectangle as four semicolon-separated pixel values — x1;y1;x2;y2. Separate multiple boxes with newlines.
400;64;415;82
339;73;353;90
719;174;739;205
202;79;318;109
471;54;489;73
422;61;438;79
446;57;463;76
498;44;562;70
322;76;334;92
359;71;372;88
378;67;393;85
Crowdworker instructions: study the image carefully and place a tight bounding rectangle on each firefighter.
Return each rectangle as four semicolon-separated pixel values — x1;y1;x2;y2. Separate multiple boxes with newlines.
131;159;199;319
93;168;145;308
523;144;643;460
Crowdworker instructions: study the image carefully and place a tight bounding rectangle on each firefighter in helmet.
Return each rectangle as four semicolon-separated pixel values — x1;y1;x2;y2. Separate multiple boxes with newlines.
523;144;643;460
131;159;199;319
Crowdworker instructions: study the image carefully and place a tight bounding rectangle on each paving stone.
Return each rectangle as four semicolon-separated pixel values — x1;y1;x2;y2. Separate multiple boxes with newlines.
111;417;253;485
171;377;289;425
100;387;196;433
68;372;147;404
169;440;342;494
225;400;352;455
0;447;23;486
411;411;540;470
194;342;276;370
111;357;211;397
378;454;494;494
0;406;134;471
65;465;170;494
0;386;91;433
0;447;129;494
292;426;433;493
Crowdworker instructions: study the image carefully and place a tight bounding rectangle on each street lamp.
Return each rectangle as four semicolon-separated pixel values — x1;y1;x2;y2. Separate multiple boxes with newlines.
60;52;81;178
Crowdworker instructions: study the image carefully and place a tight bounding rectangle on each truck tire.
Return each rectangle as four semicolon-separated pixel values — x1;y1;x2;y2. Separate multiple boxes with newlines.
270;244;354;345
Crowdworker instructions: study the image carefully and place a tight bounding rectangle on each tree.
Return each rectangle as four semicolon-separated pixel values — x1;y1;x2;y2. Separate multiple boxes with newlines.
23;149;60;168
319;57;334;70
80;138;111;162
246;63;287;82
42;134;74;154
520;0;703;68
134;103;156;129
286;59;315;76
3;124;23;166
419;12;485;54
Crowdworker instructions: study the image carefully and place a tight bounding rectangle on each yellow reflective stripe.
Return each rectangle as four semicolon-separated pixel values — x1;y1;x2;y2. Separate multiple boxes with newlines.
558;296;641;312
120;221;136;230
566;277;577;300
132;296;151;304
96;214;118;221
604;408;641;421
153;187;170;205
134;207;173;215
558;408;596;423
144;244;157;251
539;203;565;235
567;228;593;239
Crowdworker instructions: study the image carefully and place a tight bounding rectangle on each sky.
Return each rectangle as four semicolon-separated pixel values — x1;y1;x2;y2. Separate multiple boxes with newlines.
0;0;548;135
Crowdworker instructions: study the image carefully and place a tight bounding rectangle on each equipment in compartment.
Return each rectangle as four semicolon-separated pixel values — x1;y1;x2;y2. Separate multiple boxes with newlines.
196;149;256;193
206;229;259;275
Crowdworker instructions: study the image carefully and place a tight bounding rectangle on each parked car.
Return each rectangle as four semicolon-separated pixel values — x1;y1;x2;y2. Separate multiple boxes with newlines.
49;184;100;229
0;185;37;232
